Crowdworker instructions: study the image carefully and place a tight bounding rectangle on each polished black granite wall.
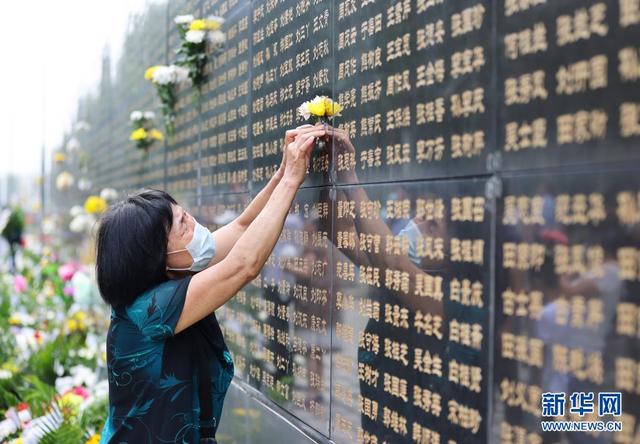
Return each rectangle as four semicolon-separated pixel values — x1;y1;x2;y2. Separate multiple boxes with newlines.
80;0;640;442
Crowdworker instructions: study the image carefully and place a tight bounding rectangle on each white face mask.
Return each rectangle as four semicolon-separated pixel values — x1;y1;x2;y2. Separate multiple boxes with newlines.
166;220;216;272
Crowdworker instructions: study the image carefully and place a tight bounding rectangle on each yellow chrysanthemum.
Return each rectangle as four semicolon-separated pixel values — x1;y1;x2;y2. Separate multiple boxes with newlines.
307;96;326;117
149;129;164;141
58;392;84;420
130;128;148;141
66;319;78;332
84;196;108;214
324;97;343;116
53;152;66;163
144;66;159;81
204;19;222;30
9;315;21;326
74;311;87;322
189;19;206;31
85;434;101;444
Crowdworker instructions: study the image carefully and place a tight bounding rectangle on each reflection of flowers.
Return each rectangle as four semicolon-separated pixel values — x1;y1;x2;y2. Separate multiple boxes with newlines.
83;196;108;214
144;65;189;137
175;15;226;98
129;110;164;150
55;171;75;191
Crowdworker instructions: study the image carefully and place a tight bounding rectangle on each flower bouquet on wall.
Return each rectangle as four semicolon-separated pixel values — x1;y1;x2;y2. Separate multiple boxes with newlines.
144;65;189;138
129;110;164;150
174;14;226;101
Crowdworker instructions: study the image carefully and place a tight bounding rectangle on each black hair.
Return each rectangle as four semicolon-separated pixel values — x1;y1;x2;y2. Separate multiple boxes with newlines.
96;189;176;307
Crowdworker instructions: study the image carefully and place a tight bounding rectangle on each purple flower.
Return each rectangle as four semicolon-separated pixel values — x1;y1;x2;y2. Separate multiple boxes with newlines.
63;284;74;297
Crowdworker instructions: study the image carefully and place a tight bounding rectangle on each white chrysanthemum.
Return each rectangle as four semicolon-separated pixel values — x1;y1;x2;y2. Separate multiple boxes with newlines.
129;110;143;121
66;137;80;152
100;187;118;202
0;369;11;380
151;65;173;85
69;205;84;217
174;14;194;25
297;101;311;120
171;65;190;83
186;29;206;43
143;110;156;120
208;30;226;45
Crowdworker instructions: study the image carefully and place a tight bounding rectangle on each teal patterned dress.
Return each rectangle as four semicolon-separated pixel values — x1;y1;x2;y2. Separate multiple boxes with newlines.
99;276;234;443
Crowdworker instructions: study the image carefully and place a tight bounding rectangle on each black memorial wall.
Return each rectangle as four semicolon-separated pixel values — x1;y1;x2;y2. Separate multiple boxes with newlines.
79;0;640;442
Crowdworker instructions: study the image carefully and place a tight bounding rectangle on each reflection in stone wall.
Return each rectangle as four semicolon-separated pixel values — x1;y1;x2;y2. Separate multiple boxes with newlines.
75;0;640;442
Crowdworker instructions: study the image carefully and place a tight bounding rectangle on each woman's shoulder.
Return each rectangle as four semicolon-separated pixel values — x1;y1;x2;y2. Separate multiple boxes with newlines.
122;276;192;341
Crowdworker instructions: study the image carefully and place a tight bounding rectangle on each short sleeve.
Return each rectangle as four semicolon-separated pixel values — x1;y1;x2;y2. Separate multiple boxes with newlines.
126;276;192;341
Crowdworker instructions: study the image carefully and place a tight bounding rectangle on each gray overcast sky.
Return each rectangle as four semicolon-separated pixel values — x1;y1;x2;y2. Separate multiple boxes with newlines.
0;0;152;178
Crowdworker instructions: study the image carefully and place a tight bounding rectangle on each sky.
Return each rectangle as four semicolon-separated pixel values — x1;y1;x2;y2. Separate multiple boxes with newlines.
0;0;153;180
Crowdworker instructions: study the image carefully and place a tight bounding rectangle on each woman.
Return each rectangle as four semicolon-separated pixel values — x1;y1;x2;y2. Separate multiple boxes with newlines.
96;124;326;443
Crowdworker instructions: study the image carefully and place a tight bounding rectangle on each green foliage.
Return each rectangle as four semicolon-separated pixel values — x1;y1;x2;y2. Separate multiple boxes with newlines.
1;206;25;243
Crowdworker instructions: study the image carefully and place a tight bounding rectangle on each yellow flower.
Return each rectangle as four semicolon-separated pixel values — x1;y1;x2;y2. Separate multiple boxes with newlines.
323;97;343;117
10;438;24;444
2;362;18;374
58;392;83;420
53;152;66;163
149;129;164;141
144;66;159;81
189;19;206;31
307;96;326;117
85;434;101;444
74;311;87;322
84;196;108;214
9;315;21;326
130;128;148;141
67;319;78;332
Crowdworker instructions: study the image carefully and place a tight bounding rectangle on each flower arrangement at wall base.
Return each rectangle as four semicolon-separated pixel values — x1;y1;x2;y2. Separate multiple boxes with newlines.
174;14;226;101
129;110;163;150
144;65;189;138
0;248;109;443
297;95;343;150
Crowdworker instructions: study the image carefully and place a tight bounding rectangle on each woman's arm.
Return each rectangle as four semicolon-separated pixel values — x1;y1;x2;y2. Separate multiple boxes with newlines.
206;124;318;266
207;172;282;266
174;126;325;334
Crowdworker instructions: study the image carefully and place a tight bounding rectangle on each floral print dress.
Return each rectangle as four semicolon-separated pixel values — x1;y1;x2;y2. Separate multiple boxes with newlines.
99;276;234;443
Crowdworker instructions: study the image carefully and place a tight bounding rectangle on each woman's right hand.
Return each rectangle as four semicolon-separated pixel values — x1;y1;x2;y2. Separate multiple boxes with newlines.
283;124;327;186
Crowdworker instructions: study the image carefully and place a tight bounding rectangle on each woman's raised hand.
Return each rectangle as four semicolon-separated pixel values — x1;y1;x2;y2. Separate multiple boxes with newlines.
283;124;327;186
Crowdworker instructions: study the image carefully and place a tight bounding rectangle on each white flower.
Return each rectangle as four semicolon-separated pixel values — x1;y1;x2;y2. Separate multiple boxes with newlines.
186;29;206;43
171;65;190;83
55;171;74;191
129;110;143;121
66;137;80;152
100;187;118;202
143;110;155;120
174;14;194;25
69;214;89;233
151;66;172;85
94;379;109;400
0;369;12;380
70;364;97;387
69;205;84;217
208;30;226;45
77;177;92;191
297;100;311;120
55;376;74;395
